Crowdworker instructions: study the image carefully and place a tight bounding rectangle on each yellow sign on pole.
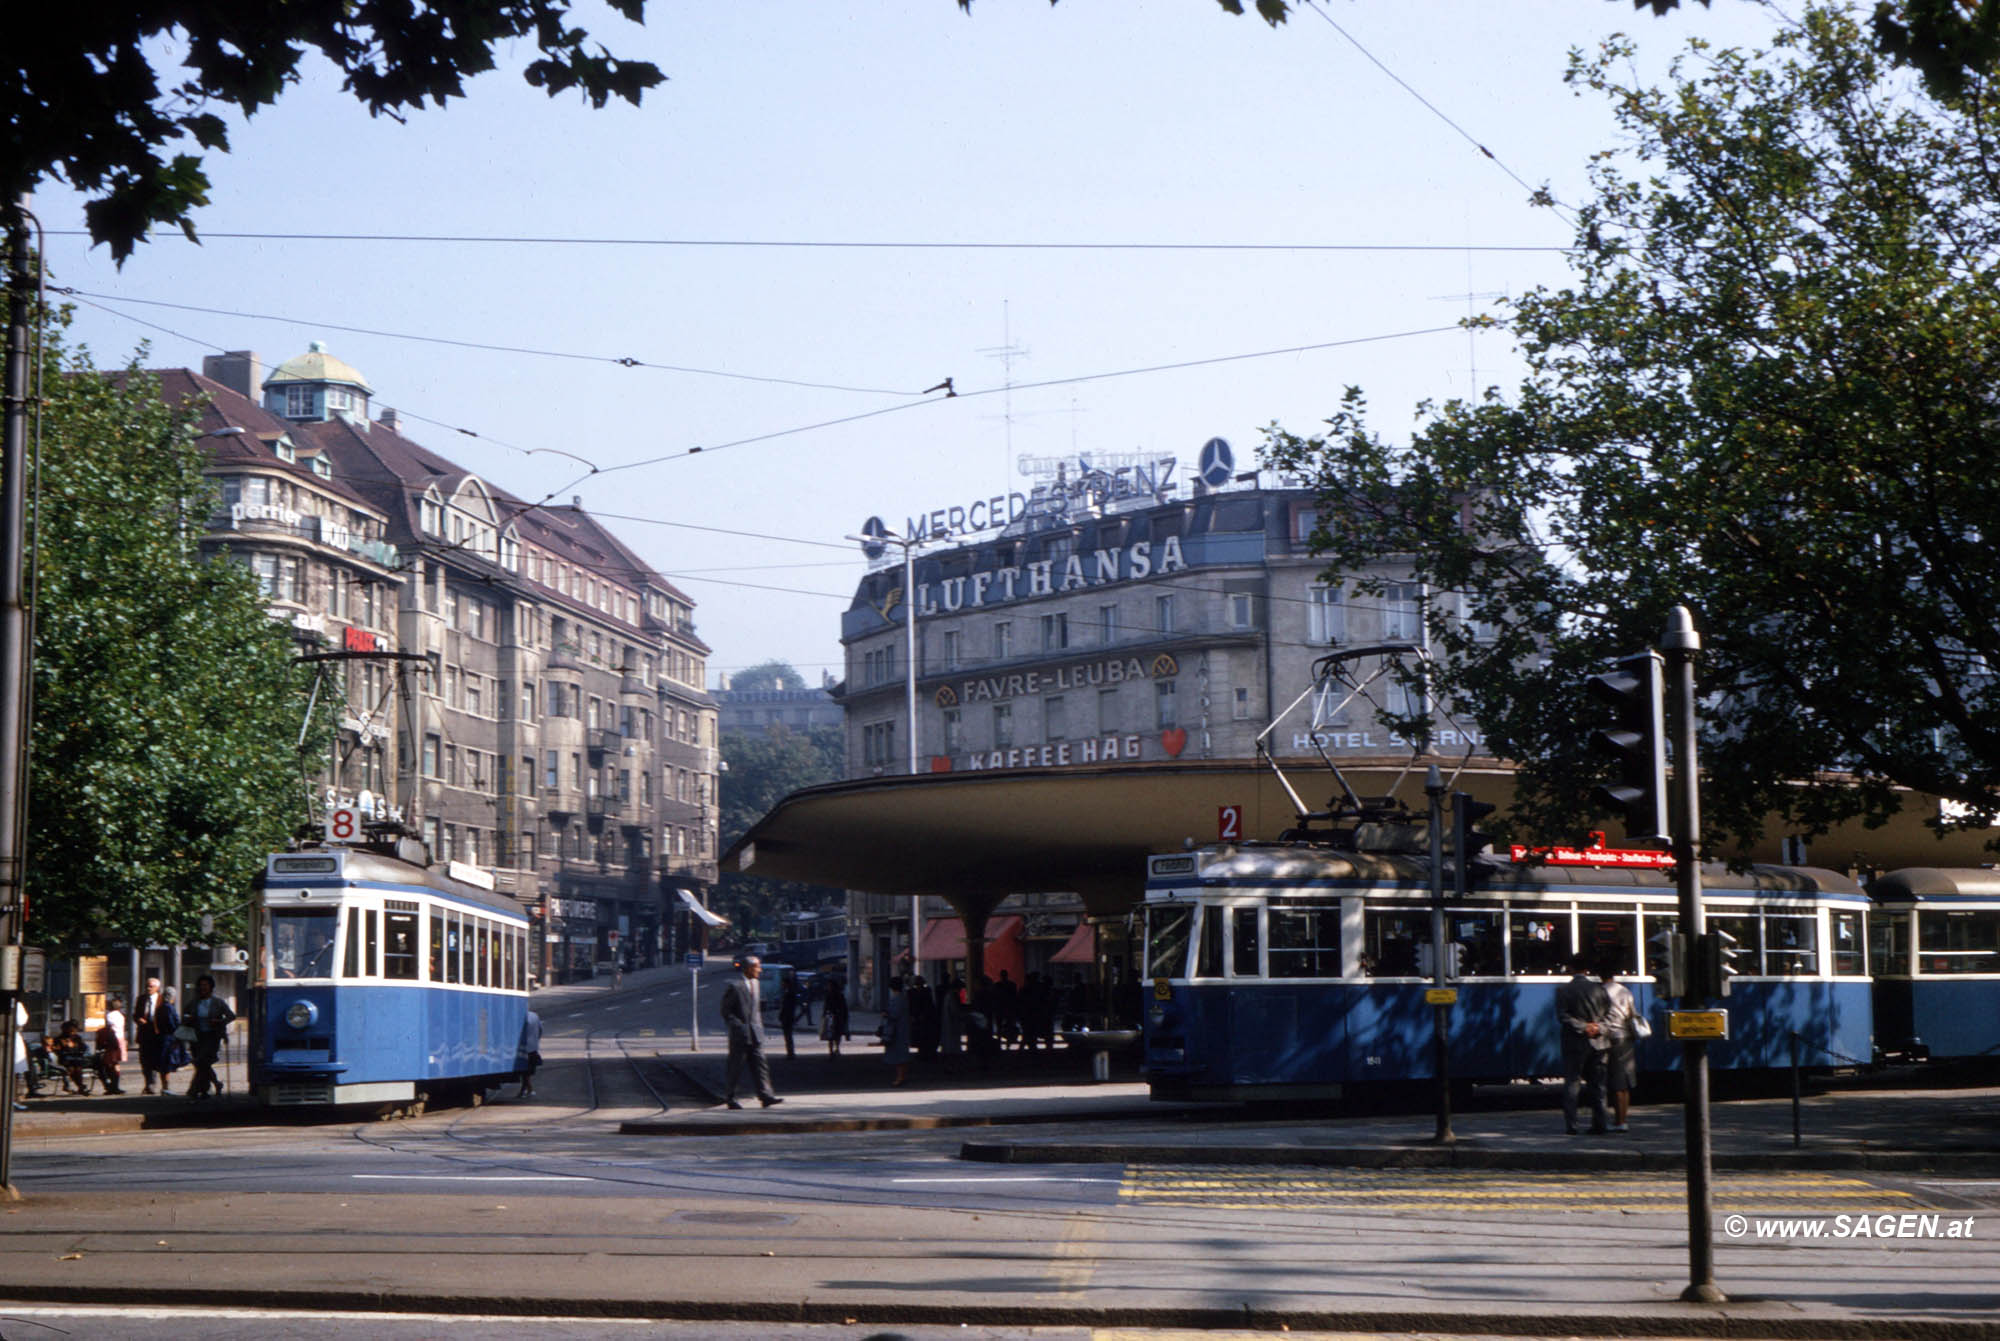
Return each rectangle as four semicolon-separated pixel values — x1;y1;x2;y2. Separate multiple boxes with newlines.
1424;987;1459;1006
1153;976;1172;1001
1668;1009;1729;1040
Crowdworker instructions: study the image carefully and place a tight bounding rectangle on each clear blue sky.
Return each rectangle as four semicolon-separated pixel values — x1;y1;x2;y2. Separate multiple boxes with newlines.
34;0;1791;684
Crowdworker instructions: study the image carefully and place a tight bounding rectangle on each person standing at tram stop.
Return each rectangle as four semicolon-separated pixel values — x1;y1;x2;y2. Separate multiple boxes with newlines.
184;975;236;1099
1598;964;1639;1133
778;971;802;1060
1556;956;1612;1136
132;975;179;1096
719;955;781;1110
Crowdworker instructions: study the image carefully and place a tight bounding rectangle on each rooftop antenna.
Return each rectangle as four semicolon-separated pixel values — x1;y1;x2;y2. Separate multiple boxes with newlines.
977;301;1029;491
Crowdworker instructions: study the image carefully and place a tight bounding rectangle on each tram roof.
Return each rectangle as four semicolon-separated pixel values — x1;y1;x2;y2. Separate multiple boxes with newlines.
261;846;528;918
1869;866;2000;903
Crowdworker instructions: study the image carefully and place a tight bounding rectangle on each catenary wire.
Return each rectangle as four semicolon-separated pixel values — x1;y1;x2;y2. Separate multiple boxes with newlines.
47;229;1568;252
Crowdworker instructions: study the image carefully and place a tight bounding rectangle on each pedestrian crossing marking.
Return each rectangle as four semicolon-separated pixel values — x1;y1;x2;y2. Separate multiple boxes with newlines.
1118;1168;1917;1213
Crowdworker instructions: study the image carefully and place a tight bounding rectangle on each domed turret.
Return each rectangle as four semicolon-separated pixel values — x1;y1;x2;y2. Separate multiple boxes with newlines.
263;341;374;423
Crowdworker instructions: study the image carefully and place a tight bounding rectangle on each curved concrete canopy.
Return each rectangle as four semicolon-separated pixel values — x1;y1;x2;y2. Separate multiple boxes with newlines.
722;757;1517;922
724;757;2000;926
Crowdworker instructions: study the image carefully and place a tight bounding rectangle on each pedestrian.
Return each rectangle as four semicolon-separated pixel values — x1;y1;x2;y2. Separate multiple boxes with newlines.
1598;963;1638;1132
881;976;912;1086
10;998;27;1111
184;975;236;1099
992;969;1020;1049
909;975;937;1060
517;1008;543;1097
779;971;802;1060
96;995;128;1094
50;1020;89;1093
940;974;965;1062
1556;956;1612;1135
719;955;781;1109
132;974;178;1095
821;973;849;1056
799;975;816;1029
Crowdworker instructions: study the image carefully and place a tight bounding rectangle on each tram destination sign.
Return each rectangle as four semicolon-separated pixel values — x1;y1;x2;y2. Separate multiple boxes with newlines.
1510;842;1674;870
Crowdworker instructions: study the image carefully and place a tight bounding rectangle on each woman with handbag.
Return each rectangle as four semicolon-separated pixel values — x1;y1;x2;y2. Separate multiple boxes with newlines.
1598;964;1640;1132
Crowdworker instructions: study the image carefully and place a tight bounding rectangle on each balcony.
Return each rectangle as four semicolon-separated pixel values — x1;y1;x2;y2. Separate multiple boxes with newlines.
548;642;585;671
586;727;619;757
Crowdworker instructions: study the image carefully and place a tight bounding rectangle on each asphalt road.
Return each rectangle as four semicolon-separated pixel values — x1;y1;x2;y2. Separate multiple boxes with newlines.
4;969;1998;1337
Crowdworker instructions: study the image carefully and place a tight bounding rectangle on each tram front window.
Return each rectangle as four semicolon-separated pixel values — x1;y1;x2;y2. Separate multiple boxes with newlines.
271;909;338;979
1145;905;1193;979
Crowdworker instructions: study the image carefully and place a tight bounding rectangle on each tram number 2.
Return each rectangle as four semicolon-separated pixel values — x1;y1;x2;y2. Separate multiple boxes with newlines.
1218;804;1243;841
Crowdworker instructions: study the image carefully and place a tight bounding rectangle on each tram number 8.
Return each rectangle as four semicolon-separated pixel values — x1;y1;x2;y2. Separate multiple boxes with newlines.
327;807;360;842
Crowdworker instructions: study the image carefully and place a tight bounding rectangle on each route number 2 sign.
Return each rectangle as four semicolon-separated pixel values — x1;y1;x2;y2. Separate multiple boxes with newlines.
1218;805;1243;841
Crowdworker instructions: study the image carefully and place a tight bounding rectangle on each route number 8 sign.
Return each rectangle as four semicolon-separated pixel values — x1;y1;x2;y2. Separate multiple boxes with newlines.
326;806;361;843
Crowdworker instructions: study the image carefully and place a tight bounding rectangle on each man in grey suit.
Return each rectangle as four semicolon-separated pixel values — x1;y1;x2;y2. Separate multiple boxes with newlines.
720;955;782;1110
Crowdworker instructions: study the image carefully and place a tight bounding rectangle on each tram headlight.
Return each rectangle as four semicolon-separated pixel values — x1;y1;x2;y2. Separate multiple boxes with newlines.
284;1000;317;1030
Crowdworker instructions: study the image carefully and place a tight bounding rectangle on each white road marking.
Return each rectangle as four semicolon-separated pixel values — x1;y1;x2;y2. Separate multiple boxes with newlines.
350;1174;588;1182
890;1176;1122;1184
1912;1180;2000;1188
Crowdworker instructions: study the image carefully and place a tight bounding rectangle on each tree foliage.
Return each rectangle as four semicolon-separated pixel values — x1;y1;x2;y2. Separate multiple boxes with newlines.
25;319;331;950
1264;5;2000;857
729;659;807;693
712;722;845;934
6;1;664;260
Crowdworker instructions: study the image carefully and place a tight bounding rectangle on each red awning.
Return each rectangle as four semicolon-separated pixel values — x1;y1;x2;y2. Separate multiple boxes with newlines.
916;914;1022;962
1049;921;1096;965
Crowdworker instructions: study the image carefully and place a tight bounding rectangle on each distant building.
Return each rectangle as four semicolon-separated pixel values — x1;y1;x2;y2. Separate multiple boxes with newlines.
715;672;843;737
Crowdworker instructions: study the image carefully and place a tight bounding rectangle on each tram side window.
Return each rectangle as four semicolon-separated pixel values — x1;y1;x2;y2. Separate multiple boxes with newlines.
1361;908;1425;977
1580;909;1638;975
1764;913;1817;975
365;909;380;977
429;914;444;981
1509;912;1572;976
461;915;476;983
1271;906;1343;978
1918;909;2000;975
343;909;362;978
1644;913;1680;982
1709;913;1763;975
490;923;502;984
1145;905;1193;979
445;914;461;985
1832;911;1865;976
1195;906;1225;978
273;909;338;979
477;922;491;986
1232;906;1260;977
384;912;420;980
503;927;516;990
1447;911;1503;977
1871;912;1910;976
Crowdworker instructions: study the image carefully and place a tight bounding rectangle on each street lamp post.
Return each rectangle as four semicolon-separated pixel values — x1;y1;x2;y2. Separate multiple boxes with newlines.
850;520;926;976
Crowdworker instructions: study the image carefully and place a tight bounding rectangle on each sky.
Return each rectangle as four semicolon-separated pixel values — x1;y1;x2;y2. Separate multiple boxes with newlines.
32;0;1795;687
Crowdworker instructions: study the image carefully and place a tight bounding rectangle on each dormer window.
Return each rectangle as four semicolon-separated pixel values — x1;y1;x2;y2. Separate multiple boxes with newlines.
310;454;332;479
419;497;444;536
273;438;296;463
283;385;315;419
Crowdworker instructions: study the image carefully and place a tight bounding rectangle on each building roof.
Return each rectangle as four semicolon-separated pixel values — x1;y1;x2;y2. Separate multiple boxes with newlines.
263;341;374;394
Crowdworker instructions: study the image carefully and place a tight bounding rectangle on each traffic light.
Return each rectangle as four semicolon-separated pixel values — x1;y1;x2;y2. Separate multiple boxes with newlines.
1451;791;1498;898
1587;651;1669;845
1697;926;1742;999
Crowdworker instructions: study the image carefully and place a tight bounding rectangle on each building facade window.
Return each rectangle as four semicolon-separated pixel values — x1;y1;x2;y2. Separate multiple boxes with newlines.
1045;695;1067;742
1155;594;1175;636
423;734;440;778
942;629;960;670
1308;586;1344;645
943;707;962;753
1098;688;1120;736
993;702;1014;748
1228;591;1255;629
1383;582;1423;642
1099;603;1119;644
862;720;897;768
1042;612;1068;651
1156;679;1177;728
994;622;1012;660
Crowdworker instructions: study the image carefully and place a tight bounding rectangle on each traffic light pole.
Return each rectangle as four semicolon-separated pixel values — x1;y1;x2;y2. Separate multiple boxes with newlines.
1664;605;1723;1303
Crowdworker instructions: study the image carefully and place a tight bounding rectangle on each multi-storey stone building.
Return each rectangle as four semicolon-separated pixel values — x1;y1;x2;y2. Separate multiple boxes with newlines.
835;472;1501;1003
173;345;720;983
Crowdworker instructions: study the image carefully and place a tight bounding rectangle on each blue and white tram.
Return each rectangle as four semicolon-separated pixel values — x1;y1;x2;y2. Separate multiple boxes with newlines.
1868;867;2000;1063
251;846;531;1108
1139;843;1874;1101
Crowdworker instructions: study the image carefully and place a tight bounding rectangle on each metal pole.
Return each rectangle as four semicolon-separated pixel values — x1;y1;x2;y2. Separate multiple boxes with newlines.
0;216;37;1195
904;539;920;973
690;964;700;1053
1665;605;1722;1303
1425;765;1452;1143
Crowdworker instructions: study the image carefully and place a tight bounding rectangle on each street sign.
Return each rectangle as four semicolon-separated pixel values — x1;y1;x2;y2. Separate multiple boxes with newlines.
684;951;703;969
1218;804;1242;841
1669;1009;1730;1040
1424;987;1458;1006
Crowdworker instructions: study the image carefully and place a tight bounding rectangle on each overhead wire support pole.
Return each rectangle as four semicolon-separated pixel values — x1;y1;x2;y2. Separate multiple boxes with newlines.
1664;604;1723;1304
0;209;38;1198
1425;765;1452;1144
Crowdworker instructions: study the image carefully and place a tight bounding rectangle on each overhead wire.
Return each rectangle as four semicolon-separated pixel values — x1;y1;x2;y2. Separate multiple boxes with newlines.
46;229;1568;253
